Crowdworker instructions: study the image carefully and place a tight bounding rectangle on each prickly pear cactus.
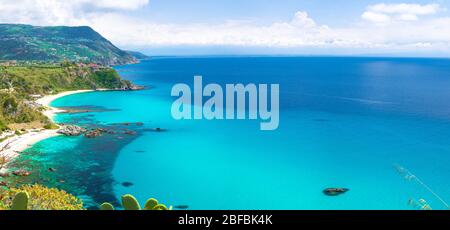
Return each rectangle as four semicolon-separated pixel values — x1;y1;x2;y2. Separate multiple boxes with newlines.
153;204;168;210
121;194;141;210
144;198;158;210
11;191;29;210
100;195;172;211
100;202;115;210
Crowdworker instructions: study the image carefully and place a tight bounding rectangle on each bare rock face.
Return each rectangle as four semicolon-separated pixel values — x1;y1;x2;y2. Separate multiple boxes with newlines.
57;125;87;136
12;169;31;177
0;172;10;177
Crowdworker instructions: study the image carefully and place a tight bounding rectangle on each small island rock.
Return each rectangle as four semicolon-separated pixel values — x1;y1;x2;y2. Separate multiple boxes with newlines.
323;188;349;196
58;125;87;136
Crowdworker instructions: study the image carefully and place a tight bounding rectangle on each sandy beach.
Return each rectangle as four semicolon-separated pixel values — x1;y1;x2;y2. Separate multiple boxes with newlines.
0;90;95;171
36;90;95;120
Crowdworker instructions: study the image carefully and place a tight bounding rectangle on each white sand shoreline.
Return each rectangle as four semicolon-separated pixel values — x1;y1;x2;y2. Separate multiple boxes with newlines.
36;90;95;120
0;90;97;172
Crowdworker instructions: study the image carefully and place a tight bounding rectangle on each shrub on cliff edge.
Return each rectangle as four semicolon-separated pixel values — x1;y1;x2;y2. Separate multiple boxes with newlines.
0;184;84;210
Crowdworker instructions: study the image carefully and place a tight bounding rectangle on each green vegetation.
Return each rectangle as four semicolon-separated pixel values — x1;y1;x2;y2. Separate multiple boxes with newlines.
0;184;84;210
0;62;135;132
0;24;138;66
100;194;172;210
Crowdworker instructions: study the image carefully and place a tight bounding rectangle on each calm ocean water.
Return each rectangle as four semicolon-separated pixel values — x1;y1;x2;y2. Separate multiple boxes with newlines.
18;57;450;210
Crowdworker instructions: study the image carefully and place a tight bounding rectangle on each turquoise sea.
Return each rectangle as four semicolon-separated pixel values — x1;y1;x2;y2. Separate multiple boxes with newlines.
16;57;450;210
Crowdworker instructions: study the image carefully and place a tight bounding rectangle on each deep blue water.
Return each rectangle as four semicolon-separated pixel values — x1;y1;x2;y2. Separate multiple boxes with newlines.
19;57;450;210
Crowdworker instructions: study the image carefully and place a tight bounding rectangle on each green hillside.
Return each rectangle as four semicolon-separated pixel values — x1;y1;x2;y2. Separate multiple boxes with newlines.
0;24;138;66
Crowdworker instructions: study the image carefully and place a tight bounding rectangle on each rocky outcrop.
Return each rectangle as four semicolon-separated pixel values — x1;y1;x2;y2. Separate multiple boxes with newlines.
117;81;146;91
85;128;108;138
58;125;87;136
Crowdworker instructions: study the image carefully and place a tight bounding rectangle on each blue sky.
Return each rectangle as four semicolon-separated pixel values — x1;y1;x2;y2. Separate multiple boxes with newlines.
142;0;448;25
1;0;450;56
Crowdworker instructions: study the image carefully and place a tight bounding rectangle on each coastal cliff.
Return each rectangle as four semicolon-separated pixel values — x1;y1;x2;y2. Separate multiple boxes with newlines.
0;62;141;133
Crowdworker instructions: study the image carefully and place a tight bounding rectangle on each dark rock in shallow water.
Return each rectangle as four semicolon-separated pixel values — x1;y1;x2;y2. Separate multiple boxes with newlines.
48;168;57;172
135;150;146;153
12;170;31;177
174;205;189;210
323;188;349;196
122;182;134;187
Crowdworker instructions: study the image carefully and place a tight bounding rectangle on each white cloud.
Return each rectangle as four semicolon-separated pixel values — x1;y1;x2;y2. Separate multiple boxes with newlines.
291;11;317;28
0;0;149;25
362;3;442;23
362;11;392;23
368;3;440;15
0;1;450;54
397;14;419;21
90;0;149;10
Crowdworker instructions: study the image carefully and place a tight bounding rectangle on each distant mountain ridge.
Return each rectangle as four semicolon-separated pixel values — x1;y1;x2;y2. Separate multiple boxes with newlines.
0;24;140;66
125;50;150;60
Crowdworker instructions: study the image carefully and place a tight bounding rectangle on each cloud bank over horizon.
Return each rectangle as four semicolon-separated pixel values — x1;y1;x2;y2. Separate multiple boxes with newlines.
1;0;450;55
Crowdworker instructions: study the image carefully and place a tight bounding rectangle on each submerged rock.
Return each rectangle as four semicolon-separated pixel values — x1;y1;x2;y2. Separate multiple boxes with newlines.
174;205;189;210
323;188;349;196
121;182;134;187
124;130;137;135
58;125;87;136
112;122;144;126
144;127;167;132
48;167;57;172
